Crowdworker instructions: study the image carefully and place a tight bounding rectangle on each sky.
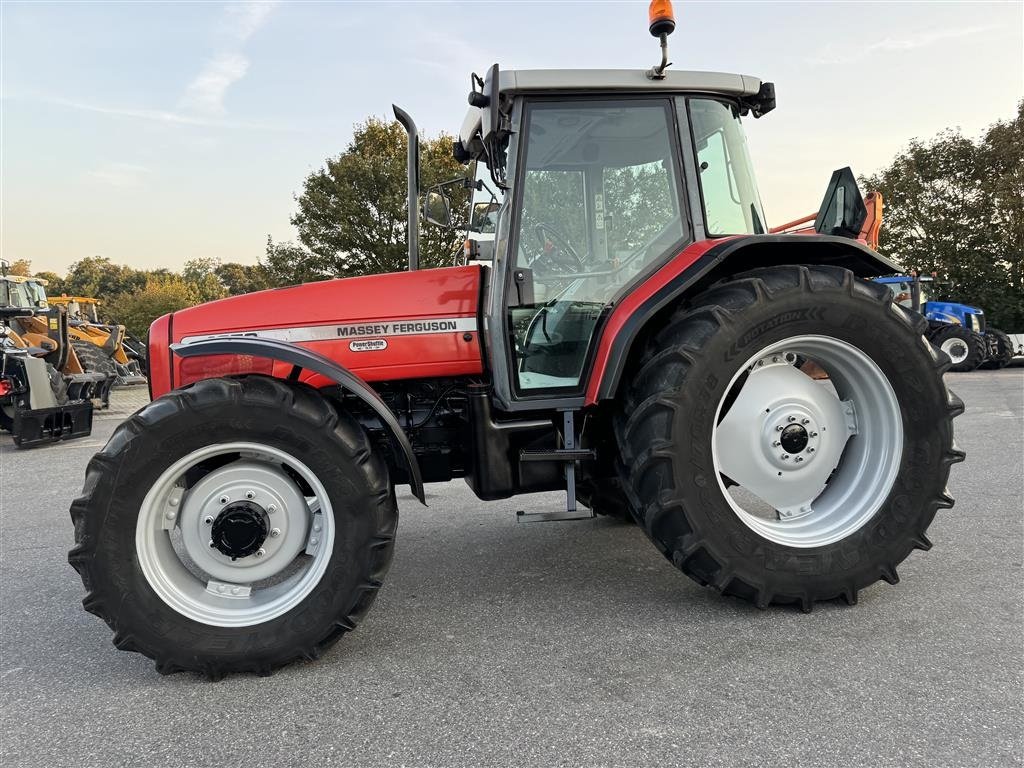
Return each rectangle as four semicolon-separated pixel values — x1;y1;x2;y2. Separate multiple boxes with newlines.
2;0;1022;275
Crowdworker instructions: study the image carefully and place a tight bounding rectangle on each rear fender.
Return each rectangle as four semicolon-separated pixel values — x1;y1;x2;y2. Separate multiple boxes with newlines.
171;336;425;504
587;234;901;403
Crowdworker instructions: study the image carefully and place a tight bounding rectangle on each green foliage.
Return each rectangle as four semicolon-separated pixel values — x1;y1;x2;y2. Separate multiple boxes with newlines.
215;261;272;295
285;117;469;280
862;101;1024;330
113;276;198;338
34;255;268;339
7;259;32;276
32;271;64;294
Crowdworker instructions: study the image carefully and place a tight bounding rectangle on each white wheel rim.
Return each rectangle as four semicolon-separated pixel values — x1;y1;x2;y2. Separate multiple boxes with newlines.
712;335;903;548
136;442;335;627
940;337;969;364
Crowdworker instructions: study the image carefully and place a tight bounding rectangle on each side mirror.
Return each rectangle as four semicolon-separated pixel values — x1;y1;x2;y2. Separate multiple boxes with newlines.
423;190;453;228
470;202;499;234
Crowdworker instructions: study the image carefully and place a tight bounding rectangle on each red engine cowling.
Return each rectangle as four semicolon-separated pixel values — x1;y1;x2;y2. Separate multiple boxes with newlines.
148;266;483;398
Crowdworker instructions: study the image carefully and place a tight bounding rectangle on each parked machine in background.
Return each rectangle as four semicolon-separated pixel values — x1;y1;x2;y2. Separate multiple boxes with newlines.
48;294;148;385
0;273;97;446
874;274;1014;371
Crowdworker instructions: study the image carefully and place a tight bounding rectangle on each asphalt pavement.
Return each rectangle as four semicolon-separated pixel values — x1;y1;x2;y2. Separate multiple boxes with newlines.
1;371;1021;768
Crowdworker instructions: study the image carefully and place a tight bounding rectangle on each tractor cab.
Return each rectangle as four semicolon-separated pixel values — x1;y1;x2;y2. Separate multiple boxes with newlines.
426;65;776;411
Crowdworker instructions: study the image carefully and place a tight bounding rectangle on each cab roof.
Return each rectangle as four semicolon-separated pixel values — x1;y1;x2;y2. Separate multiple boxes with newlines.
498;68;765;98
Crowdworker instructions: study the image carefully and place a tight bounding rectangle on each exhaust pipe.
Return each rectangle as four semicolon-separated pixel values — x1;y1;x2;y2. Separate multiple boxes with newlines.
393;105;420;271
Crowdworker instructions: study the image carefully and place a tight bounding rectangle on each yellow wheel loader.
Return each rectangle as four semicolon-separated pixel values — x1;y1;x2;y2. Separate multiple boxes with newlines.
48;294;148;386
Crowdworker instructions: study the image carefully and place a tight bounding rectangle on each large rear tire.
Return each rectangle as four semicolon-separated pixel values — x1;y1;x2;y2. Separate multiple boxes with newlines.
615;265;964;610
69;375;397;677
929;325;984;372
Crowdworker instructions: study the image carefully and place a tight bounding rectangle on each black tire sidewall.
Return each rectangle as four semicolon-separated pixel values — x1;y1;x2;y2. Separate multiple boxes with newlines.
660;287;950;597
88;379;391;666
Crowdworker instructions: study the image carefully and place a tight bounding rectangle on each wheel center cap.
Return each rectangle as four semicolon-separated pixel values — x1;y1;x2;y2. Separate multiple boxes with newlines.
211;502;268;560
780;424;809;454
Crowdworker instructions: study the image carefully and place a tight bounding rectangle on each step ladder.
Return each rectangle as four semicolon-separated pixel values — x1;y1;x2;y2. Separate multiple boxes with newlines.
516;410;596;522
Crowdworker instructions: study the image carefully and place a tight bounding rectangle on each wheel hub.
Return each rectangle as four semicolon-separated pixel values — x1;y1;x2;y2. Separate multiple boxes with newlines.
760;404;823;473
779;424;809;454
211;502;268;560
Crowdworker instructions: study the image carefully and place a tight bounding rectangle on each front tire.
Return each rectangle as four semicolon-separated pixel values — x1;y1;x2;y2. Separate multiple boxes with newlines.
616;265;964;610
69;375;397;677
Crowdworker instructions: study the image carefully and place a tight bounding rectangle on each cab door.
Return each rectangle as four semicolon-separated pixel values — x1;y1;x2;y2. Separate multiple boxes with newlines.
494;97;691;410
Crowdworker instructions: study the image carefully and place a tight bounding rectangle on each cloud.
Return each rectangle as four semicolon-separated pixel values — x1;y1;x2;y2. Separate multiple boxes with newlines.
180;53;250;115
225;0;279;42
7;94;290;130
87;163;151;188
176;2;279;117
809;25;995;65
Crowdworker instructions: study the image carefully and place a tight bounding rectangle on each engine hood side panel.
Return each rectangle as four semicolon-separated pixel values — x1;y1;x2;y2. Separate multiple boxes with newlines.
166;266;483;390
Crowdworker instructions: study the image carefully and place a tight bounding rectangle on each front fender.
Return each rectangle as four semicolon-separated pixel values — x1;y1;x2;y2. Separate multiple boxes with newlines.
170;336;425;504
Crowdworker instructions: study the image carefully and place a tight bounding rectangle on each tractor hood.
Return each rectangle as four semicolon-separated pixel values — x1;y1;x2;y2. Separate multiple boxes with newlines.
154;266;484;396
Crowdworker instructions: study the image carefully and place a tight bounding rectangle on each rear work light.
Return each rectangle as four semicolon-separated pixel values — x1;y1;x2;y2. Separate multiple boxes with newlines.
177;354;274;387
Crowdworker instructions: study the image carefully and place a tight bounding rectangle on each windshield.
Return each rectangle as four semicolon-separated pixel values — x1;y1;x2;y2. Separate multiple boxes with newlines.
689;98;766;235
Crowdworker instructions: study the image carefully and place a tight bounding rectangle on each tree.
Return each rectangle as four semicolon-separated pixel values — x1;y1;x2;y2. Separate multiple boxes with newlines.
182;258;228;303
215;261;271;295
32;270;65;295
262;237;331;287
862;101;1024;330
7;259;32;276
113;276;199;338
289;118;470;278
62;256;147;300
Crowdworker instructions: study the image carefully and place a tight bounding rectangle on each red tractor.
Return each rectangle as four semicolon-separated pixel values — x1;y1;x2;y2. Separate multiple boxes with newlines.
70;4;963;677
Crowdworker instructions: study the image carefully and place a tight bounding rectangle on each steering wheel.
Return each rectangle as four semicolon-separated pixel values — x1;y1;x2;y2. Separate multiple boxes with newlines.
529;222;584;276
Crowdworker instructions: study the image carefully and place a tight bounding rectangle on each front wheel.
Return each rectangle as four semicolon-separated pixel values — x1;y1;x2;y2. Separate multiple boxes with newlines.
616;265;964;610
69;375;397;677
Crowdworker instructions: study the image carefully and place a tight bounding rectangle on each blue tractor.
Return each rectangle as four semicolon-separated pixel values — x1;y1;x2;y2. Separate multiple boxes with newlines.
874;275;1013;371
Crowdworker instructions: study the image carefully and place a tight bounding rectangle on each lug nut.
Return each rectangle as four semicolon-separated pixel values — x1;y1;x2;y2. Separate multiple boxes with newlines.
807;447;815;453
204;515;214;525
164;510;176;520
802;418;810;425
810;431;818;437
254;548;265;558
781;454;790;460
772;441;780;447
309;537;319;547
795;457;804;463
208;540;215;548
267;504;277;513
169;497;179;507
245;491;256;500
219;496;229;505
776;425;784;432
788;416;796;423
270;527;281;538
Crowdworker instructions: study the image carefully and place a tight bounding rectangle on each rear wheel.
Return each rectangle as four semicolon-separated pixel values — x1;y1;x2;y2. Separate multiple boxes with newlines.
616;265;964;610
69;375;397;677
979;328;1013;369
929;325;984;372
